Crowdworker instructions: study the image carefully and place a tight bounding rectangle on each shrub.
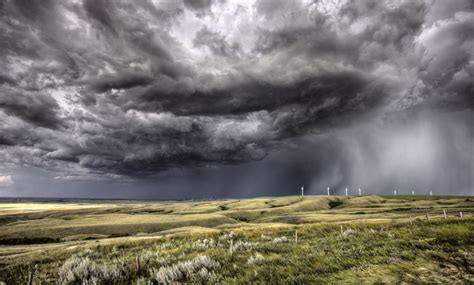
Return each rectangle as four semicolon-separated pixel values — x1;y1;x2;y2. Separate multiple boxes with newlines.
77;249;95;257
150;255;220;284
229;239;259;258
234;240;257;252
152;264;182;284
58;255;130;284
342;229;356;238
219;231;237;241
247;253;265;265
192;238;218;250
160;242;171;249
260;234;271;241
98;262;129;281
142;251;170;267
272;236;288;243
58;256;97;284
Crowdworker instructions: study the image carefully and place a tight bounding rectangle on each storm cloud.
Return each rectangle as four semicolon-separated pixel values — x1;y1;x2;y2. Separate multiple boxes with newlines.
0;0;472;198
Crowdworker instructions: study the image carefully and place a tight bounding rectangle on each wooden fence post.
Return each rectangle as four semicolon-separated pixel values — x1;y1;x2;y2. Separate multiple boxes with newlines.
27;265;35;285
229;239;234;258
136;256;140;274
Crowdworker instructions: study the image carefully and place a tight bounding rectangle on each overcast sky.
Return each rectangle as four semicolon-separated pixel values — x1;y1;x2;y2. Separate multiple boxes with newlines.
0;0;473;199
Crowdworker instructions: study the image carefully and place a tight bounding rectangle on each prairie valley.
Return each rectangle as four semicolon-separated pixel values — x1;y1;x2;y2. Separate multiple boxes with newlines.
0;195;473;283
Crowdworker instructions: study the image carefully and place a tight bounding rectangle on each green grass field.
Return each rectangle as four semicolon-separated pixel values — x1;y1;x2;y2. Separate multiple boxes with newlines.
0;195;473;284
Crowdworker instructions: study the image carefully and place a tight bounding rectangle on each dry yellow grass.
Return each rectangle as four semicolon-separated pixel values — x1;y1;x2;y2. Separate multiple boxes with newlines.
0;195;472;284
0;195;471;242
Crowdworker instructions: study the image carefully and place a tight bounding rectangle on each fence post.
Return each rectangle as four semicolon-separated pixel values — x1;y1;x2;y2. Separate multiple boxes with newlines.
136;256;140;275
27;265;35;285
229;239;234;258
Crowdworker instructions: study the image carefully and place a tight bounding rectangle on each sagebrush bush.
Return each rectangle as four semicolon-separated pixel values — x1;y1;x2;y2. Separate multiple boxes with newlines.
219;231;237;241
98;262;129;281
228;239;259;258
272;236;288;243
191;238;221;250
58;256;97;284
247;253;265;265
160;242;171;249
142;251;170;267
58;255;130;284
77;249;95;257
342;229;356;238
260;234;271;241
149;255;220;284
234;240;258;252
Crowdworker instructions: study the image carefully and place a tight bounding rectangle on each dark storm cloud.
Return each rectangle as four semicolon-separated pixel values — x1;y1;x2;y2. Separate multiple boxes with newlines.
0;0;472;196
85;72;155;93
182;0;214;17
183;0;213;11
83;0;118;36
0;87;63;129
119;72;372;116
412;9;474;110
0;74;16;86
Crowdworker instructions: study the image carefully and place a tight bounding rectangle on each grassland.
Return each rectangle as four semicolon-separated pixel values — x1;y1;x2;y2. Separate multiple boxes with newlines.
0;195;472;284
